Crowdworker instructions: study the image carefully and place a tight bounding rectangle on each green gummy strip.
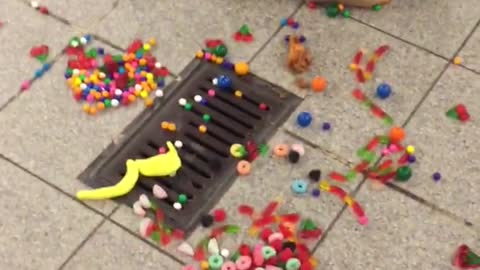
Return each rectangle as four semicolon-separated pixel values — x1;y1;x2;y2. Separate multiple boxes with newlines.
346;171;357;181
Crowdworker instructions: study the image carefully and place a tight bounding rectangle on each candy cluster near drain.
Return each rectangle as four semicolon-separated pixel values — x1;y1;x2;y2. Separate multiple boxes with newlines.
64;36;169;115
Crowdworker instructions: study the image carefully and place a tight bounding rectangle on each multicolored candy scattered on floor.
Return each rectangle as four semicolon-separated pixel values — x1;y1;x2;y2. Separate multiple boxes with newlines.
446;104;470;122
30;45;49;63
64;36;169;115
453;245;480;269
233;24;253;43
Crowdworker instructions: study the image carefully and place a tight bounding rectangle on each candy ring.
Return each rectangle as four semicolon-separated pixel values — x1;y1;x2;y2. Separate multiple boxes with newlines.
230;144;245;158
273;144;289;158
286;258;301;270
208;255;224;270
237;160;251;175
221;261;237;270
235;256;252;270
262;246;276;259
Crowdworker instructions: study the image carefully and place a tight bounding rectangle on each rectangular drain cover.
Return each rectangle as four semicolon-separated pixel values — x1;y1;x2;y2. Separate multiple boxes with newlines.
79;58;301;233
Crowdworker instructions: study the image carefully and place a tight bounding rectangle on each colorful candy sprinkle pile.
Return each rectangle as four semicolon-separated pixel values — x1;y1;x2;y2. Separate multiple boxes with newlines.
64;36;169;115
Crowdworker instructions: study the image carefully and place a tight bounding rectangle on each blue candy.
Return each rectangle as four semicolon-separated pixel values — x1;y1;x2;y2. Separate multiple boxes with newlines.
376;83;392;99
217;75;232;91
297;112;312;127
291;179;308;194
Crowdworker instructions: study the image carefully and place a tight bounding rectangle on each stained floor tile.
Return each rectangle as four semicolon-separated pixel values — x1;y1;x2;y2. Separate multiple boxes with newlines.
0;158;102;270
250;6;446;162
315;185;480;270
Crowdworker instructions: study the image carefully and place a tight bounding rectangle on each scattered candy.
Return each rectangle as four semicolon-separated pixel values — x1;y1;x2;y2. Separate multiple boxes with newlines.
234;62;249;76
237;160;252;175
296;112;312;127
139;194;152;208
452;244;480;269
373;4;382;11
273;144;289;158
287;35;312;73
308;169;321;182
446;104;470;122
322;122;331;131
389;126;406;144
208;238;220;254
310;76;327;92
406;145;415;155
234;24;254;42
288;150;300;164
395;166;412;182
213;209;227;223
173;202;182;210
376;83;392;99
432;172;442;182
290;143;305;156
133;201;146;216
30;45;49;63
352;88;394;126
291;180;308;195
453;56;463;65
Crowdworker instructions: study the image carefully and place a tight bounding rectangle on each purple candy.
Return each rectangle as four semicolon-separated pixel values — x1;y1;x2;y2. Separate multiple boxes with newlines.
311;188;321;197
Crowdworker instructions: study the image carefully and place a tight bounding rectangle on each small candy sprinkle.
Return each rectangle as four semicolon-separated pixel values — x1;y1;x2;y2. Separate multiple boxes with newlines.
408;155;416;163
178;194;188;204
311;188;321;197
220;248;230;258
208;89;216;97
308;169;321;182
406;145;415;155
432;172;442;181
376;83;392;99
155;89;164;97
199;125;207;133
178;98;187;106
322;122;331;131
194;95;202;103
453;56;463;65
174;140;183;148
213;208;227;222
173;202;182;210
291;179;308;194
153;184;168;199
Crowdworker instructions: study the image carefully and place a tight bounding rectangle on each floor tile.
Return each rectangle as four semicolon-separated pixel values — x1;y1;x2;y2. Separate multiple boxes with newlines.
111;131;360;262
398;66;480;226
93;0;302;73
62;220;183;270
353;0;480;58
250;6;446;162
458;25;480;73
315;185;480;270
40;0;118;30
0;0;76;107
0;39;170;213
0;158;103;270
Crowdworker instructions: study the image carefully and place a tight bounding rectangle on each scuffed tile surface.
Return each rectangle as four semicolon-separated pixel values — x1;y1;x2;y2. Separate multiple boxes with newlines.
0;40;169;213
0;0;75;107
399;67;480;226
315;185;480;270
458;26;480;73
62;221;183;270
93;0;302;73
111;131;360;262
250;6;446;162
0;158;102;270
354;0;480;57
40;0;118;30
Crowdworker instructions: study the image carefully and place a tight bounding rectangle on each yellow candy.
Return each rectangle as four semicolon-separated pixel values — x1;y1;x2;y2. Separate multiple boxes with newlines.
74;78;82;86
215;57;224;64
406;145;415;155
363;72;372;81
230;144;244;158
234;62;249;76
349;63;358;70
196;50;204;59
453;56;462;65
319;180;331;191
344;195;354;206
234;90;243;98
143;43;151;51
140;91;148;99
148;38;156;46
146;73;154;81
135;141;182;177
200;261;209;270
198;125;207;133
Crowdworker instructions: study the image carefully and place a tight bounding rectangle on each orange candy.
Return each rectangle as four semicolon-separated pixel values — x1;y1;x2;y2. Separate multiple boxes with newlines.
97;102;105;111
167;123;177;132
389;127;405;143
311;76;327;92
236;160;251;175
198;125;207;133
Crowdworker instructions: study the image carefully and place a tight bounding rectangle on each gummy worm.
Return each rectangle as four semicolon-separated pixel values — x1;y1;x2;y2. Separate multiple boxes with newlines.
319;180;368;225
352;88;394;126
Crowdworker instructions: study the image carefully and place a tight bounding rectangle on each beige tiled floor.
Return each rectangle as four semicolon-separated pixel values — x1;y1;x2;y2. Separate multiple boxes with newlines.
0;0;479;269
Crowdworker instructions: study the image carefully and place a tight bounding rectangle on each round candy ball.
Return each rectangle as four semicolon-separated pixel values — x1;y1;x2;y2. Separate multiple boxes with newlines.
297;112;312;127
432;172;442;181
395;166;412;182
376;83;392;99
389;126;405;143
234;62;249;76
217;75;232;90
213;44;228;57
311;76;327;92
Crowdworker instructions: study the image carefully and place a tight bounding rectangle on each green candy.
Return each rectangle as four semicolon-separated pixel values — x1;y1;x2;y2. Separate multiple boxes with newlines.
202;114;211;122
395;166;412;182
342;10;351;18
239;24;251;35
286;258;301;270
300;218;317;231
345;170;357;181
373;4;382;11
213;44;228;57
326;4;339;18
178;194;188;204
184;103;193;111
262;246;276;259
104;99;112;108
208;254;224;270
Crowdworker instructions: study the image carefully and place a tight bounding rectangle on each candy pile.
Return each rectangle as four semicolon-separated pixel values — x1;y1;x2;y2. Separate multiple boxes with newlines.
64;36;169;115
325;3;351;18
350;45;390;83
182;201;321;270
30;45;49;63
233;24;253;43
446;104;470;123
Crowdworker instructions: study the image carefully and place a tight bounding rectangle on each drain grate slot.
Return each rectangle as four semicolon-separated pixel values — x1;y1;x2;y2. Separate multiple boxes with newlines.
78;59;301;234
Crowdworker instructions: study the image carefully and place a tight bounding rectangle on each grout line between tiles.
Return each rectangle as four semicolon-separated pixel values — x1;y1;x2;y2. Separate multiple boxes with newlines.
56;217;111;270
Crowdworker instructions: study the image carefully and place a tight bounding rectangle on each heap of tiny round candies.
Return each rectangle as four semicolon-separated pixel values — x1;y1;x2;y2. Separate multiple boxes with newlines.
64;36;169;115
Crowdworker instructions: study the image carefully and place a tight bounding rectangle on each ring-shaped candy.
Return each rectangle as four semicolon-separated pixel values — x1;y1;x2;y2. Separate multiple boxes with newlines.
230;144;245;158
261;246;276;259
273;144;289;158
237;160;251;176
286;258;301;270
235;256;252;270
291;179;308;194
221;261;237;270
208;255;224;270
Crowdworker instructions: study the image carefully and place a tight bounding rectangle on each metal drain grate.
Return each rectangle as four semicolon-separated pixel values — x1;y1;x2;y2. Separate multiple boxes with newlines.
78;58;302;233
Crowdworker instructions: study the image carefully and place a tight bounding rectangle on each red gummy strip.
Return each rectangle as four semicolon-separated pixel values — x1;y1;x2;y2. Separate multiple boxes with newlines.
366;59;376;73
261;201;279;218
353;50;364;65
299;229;322;239
378;160;393;171
375;45;390;58
366;136;379;151
278;223;294;238
242;35;254;43
127;39;143;53
371;104;386;118
238;205;255;216
160;233;171;246
398;153;409;165
351;201;366;218
329;186;348;198
352;88;366;101
155;209;164;222
193;248;206;261
205;39;223;48
356;69;366;83
172;229;184;240
354;161;370;173
329;171;347;182
376;171;396;183
253;216;276;227
280;213;300;223
210;226;226;238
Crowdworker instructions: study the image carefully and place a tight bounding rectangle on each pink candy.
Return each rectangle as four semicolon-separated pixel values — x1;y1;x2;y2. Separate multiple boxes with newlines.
236;256;252;270
20;80;31;91
208;89;216;97
221;261;237;270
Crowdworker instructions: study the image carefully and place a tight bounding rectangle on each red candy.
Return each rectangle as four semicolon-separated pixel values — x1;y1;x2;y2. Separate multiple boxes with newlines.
260;228;273;242
212;209;227;222
278;248;293;262
238;205;254;216
239;244;251;256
